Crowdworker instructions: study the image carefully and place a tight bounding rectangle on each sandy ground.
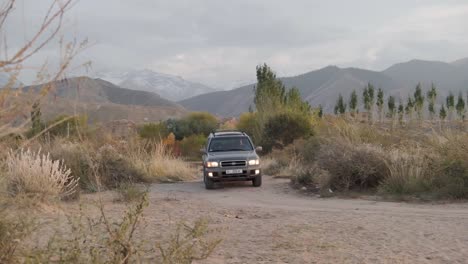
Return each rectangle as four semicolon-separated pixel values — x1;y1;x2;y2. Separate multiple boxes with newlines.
35;176;468;264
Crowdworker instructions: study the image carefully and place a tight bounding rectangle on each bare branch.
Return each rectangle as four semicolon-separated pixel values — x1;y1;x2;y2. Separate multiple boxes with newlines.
0;0;75;68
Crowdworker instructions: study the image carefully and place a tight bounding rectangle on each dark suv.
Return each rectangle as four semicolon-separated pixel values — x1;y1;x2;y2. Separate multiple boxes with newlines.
201;131;262;189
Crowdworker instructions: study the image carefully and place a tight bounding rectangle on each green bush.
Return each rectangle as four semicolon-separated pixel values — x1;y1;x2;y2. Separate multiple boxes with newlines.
46;115;88;138
179;134;206;160
437;160;468;198
166;112;218;140
237;112;261;144
262;112;313;152
138;122;169;140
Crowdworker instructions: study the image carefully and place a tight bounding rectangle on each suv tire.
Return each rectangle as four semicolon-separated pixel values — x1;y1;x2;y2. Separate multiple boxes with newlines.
252;175;262;187
204;174;215;190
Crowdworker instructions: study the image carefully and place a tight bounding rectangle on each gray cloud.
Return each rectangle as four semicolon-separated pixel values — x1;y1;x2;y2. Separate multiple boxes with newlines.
6;0;468;89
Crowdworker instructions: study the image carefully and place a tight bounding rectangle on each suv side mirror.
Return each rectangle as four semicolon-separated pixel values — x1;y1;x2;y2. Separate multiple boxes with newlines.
200;148;207;154
255;146;263;152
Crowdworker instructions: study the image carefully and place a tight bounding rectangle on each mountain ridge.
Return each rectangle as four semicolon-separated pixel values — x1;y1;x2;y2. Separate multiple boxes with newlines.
22;76;187;123
180;57;468;116
95;69;216;101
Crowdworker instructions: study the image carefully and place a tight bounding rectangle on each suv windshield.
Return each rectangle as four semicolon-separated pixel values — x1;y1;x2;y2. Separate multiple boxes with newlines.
208;136;253;152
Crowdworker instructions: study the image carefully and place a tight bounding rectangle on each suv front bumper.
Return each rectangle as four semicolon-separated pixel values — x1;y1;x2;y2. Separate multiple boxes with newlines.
204;165;261;182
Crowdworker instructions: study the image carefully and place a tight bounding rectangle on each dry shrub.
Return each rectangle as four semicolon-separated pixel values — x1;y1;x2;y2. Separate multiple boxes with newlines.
158;219;222;264
380;148;435;195
261;157;280;175
97;145;146;188
276;156;303;178
323;118;402;147
317;140;388;191
430;132;468;198
293;164;330;189
25;194;221;263
129;142;196;183
5;149;78;200
45;138;195;191
115;183;147;203
263;139;310;177
47;141;98;192
0;208;33;263
28;194;150;263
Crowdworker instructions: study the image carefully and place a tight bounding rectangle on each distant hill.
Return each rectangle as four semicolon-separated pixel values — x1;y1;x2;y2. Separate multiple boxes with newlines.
95;69;216;101
383;59;468;95
181;57;468;116
22;77;186;123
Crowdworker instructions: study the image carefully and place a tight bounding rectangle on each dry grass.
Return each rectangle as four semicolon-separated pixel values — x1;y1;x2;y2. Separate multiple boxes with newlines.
380;148;434;195
0;208;34;263
261;157;280;175
128;142;196;183
316;139;388;191
115;183;148;203
5;149;79;200
288;118;468;199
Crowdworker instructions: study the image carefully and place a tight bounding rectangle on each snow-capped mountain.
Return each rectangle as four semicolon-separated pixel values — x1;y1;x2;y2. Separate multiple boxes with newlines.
95;69;216;101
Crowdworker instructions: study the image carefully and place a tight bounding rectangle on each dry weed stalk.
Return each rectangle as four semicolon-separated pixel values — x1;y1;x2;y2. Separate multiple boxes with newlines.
6;149;78;199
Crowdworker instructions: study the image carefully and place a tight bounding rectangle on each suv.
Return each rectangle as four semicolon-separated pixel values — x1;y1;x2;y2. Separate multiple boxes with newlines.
201;131;262;189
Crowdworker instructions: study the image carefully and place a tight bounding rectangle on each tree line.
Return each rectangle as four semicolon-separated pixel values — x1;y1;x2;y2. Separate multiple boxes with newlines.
334;82;467;125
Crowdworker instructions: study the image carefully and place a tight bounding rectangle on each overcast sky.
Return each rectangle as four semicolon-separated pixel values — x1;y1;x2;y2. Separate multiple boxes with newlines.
6;0;468;88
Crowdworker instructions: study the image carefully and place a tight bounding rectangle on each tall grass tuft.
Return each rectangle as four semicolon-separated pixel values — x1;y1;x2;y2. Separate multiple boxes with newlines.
5;149;79;200
380;148;433;195
128;142;196;183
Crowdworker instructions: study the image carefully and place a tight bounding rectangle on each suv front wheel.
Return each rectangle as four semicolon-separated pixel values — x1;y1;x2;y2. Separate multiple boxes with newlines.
252;175;262;187
204;172;215;190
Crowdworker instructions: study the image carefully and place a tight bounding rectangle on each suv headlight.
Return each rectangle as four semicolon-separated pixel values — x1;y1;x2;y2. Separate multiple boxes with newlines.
248;159;260;165
206;161;219;168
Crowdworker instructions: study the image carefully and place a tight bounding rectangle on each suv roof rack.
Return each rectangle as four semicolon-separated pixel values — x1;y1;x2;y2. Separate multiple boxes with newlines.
214;129;242;133
211;130;245;137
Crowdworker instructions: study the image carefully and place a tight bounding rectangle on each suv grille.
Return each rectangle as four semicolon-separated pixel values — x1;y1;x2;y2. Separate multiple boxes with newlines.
221;160;246;167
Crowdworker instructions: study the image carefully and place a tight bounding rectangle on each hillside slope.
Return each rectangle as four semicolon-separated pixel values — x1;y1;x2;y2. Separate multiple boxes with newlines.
22;77;186;123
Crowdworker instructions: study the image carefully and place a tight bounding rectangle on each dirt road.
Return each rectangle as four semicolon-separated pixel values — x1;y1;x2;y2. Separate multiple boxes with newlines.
146;176;468;264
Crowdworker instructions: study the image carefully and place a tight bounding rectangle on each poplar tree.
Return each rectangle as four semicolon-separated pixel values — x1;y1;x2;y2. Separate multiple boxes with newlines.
254;63;286;115
427;83;437;120
405;96;414;121
413;83;425;122
456;91;466;121
446;92;455;120
31;101;44;136
363;83;375;122
334;94;347;115
439;104;447;121
349;90;358;117
398;100;404;126
387;95;396;119
376;88;384;122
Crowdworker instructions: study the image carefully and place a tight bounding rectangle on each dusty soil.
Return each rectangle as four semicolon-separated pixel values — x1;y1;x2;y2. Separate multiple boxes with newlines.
37;176;468;264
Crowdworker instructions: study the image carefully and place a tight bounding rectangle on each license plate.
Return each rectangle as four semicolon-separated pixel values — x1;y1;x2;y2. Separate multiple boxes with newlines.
226;169;243;174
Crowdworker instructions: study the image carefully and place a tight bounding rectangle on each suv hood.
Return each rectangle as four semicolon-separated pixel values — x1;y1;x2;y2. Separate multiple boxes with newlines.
206;151;257;161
